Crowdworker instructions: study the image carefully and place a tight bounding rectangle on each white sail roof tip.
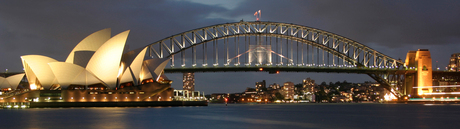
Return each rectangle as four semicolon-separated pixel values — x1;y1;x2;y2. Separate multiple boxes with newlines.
49;62;103;87
120;47;148;85
21;55;58;88
143;58;170;81
65;28;111;64
6;73;25;89
0;77;7;88
86;30;130;88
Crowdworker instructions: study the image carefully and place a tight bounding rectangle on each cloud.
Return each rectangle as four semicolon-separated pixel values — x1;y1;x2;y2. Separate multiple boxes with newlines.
226;0;460;48
0;0;229;71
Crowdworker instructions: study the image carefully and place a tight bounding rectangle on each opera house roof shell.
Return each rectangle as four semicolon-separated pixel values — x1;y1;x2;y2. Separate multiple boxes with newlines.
0;73;25;89
21;29;169;90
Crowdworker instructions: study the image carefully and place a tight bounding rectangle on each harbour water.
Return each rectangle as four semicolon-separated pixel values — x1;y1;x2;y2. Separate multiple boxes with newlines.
1;103;460;129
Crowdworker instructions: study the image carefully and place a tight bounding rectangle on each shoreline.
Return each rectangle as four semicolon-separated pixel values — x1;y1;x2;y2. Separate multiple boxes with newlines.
2;101;208;108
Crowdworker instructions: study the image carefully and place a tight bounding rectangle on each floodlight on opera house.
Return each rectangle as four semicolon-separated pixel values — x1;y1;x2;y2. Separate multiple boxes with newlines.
20;28;170;90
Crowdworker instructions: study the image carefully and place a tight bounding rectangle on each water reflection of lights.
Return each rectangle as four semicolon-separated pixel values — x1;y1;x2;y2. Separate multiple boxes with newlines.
182;115;321;128
424;104;448;106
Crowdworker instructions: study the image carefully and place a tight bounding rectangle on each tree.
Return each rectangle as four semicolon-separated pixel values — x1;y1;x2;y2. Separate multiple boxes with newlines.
315;89;327;103
294;83;303;95
274;92;284;100
320;81;327;86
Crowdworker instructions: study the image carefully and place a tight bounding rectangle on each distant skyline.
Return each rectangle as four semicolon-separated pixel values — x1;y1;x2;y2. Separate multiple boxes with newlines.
1;0;459;93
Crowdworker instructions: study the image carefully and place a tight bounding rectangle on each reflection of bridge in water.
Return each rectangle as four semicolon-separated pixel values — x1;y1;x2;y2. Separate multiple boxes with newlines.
144;21;460;100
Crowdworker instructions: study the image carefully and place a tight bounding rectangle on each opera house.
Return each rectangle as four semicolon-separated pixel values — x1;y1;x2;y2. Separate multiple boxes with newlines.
0;29;204;108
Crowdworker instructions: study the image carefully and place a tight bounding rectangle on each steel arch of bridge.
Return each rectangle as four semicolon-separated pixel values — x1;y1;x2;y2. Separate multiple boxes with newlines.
146;21;403;67
144;21;406;98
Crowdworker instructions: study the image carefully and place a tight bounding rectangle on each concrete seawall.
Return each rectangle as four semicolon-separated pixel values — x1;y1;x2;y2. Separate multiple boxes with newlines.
29;101;207;108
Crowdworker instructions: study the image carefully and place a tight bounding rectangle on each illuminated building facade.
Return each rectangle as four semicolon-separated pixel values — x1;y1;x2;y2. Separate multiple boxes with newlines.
1;29;176;104
281;82;295;100
255;80;266;92
405;49;433;96
447;53;460;71
269;83;280;90
0;73;25;90
183;72;195;91
404;51;417;96
302;78;316;93
416;49;433;95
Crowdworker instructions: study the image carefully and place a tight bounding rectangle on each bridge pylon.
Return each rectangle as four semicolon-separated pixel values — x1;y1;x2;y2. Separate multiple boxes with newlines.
404;49;433;97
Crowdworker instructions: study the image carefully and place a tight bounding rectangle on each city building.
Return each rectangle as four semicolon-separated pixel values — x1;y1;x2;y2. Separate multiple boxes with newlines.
281;82;295;100
302;78;316;94
269;83;280;90
210;93;229;102
183;72;195;91
448;53;460;71
255;80;266;92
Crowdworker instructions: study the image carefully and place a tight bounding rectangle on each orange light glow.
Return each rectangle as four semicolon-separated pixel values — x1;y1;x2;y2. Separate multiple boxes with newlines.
30;84;37;90
259;68;263;71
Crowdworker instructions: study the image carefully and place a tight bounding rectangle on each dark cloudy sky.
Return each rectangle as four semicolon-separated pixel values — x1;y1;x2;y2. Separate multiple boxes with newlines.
1;0;459;94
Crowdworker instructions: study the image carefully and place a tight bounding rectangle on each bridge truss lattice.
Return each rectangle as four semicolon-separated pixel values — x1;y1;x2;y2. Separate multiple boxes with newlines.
144;21;407;98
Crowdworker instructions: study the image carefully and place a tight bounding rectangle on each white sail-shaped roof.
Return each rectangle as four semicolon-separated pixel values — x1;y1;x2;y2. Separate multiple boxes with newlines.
121;47;145;68
143;58;170;81
120;68;134;84
6;73;25;89
65;28;111;65
21;55;58;89
22;60;38;89
48;62;102;87
86;30;130;88
120;47;148;85
72;51;95;68
0;77;7;88
72;70;103;86
140;64;153;81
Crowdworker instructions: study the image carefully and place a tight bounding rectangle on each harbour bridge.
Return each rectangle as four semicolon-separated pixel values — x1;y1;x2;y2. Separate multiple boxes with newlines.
143;21;457;100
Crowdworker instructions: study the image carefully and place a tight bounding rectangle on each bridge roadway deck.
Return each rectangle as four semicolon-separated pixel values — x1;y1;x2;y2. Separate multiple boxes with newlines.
164;67;414;74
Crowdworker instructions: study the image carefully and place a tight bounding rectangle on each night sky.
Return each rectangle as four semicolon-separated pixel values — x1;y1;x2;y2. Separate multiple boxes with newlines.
1;0;459;94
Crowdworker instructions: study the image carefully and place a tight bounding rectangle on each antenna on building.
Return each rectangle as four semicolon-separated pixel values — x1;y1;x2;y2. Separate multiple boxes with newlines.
254;10;261;21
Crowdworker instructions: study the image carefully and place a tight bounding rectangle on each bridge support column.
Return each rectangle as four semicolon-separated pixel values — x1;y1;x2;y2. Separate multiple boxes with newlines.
416;49;433;95
405;49;433;96
404;51;417;96
404;73;415;96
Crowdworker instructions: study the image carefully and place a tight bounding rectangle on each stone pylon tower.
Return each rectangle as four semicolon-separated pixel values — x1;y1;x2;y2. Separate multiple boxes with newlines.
405;49;432;96
415;49;432;95
404;51;416;96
